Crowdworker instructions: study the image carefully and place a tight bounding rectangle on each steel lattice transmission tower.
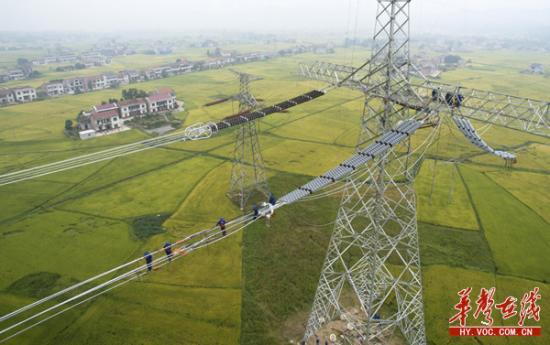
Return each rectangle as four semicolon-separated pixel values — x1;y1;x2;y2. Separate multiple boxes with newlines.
304;1;430;344
227;69;270;210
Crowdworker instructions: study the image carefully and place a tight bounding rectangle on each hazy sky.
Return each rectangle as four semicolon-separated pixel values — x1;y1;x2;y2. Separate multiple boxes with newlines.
1;0;550;36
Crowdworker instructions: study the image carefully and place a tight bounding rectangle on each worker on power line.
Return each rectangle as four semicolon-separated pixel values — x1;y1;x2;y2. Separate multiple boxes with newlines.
455;92;464;108
163;242;173;262
431;87;440;101
252;204;260;220
143;251;153;272
258;201;275;227
445;92;454;107
217;217;227;236
268;193;277;206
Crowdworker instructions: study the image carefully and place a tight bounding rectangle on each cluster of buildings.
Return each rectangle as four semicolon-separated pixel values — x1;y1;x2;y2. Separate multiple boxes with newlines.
0;64;34;83
0;45;318;108
78;88;179;138
411;54;466;78
32;51;111;67
1;52;112;84
0;86;37;105
522;63;545;75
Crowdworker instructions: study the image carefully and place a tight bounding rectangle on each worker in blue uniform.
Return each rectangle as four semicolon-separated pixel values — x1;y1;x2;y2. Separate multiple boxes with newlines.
455;93;464;108
252;204;259;220
445;92;454;107
431;88;439;101
144;251;153;272
163;242;173;262
268;193;276;206
217;217;227;236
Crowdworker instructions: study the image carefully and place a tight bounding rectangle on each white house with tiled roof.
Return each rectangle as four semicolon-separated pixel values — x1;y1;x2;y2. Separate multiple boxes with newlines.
11;87;37;102
0;88;15;105
41;81;65;97
119;98;147;120
90;103;122;131
146;88;176;113
63;77;86;94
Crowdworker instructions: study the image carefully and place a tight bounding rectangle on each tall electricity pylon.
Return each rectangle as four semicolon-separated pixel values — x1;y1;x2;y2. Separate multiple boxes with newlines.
304;1;430;344
227;70;270;210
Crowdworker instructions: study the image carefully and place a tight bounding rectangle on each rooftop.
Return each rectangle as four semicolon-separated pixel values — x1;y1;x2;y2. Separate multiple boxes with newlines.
0;88;12;97
91;108;119;120
94;103;118;112
11;86;34;91
147;92;173;103
118;98;146;107
155;87;174;95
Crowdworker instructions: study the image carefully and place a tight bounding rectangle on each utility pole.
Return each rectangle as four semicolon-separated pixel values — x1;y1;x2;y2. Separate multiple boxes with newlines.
304;1;429;344
227;69;270;210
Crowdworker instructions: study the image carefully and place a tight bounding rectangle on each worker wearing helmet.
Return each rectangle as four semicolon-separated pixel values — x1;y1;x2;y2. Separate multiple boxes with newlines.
143;251;153;272
163;242;173;262
217;217;227;236
252;204;260;220
268;193;277;206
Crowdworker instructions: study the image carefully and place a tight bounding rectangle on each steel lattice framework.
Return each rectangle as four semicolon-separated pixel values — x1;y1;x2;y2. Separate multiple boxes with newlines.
227;70;270;210
301;1;550;344
299;63;550;138
304;1;432;344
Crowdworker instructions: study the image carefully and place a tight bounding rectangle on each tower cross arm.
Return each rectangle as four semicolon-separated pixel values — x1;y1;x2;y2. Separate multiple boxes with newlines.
410;80;550;138
299;61;550;138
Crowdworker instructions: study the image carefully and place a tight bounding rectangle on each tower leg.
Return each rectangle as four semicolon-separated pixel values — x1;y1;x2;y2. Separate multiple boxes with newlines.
228;120;270;210
304;133;430;344
227;72;270;210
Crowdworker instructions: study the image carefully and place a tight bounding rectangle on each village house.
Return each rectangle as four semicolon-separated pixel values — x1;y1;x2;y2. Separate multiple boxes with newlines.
57;54;79;64
63;77;86;94
40;81;65;97
0;88;15;105
121;70;143;83
103;73;128;88
143;66;168;80
80;52;109;67
11;86;37;102
89;103;123;131
119;98;147;121
530;63;544;75
32;56;58;65
84;75;108;91
7;69;26;81
146;88;177;113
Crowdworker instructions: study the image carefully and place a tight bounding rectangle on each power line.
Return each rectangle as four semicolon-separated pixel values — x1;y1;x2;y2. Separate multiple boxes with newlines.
0;119;426;343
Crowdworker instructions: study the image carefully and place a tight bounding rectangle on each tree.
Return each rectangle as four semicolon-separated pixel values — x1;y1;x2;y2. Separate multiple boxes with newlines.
76;110;84;122
75;63;86;69
444;55;462;64
17;58;29;66
65;119;73;130
29;71;42;79
121;88;148;100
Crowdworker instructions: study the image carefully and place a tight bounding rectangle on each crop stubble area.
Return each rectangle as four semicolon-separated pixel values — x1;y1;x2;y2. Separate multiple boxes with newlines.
0;48;549;344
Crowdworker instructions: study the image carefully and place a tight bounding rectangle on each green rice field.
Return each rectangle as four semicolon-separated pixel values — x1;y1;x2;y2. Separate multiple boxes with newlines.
0;47;549;344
